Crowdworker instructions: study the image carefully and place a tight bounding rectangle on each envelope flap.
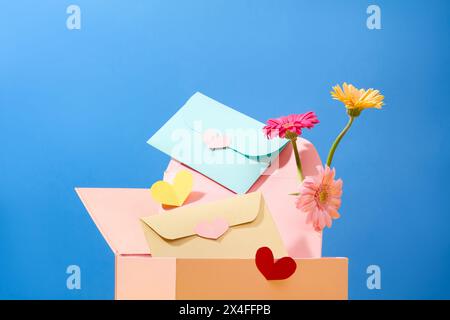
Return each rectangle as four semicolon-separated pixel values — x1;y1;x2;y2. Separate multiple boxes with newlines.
182;92;288;157
141;192;263;240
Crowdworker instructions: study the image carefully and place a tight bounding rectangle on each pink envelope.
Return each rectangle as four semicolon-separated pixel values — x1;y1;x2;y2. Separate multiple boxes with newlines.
161;137;323;258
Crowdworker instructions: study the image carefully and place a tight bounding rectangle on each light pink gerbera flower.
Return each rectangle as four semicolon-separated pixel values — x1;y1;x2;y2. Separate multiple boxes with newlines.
296;166;343;232
263;112;319;139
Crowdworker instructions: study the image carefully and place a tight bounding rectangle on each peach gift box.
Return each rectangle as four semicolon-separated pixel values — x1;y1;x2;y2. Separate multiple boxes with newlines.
75;140;348;300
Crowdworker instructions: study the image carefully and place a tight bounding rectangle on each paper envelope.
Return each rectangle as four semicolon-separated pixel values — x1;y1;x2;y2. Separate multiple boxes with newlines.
141;192;287;258
147;92;288;194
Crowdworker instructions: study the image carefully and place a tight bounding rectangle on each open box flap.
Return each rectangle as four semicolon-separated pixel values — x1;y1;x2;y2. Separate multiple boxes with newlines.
75;188;158;255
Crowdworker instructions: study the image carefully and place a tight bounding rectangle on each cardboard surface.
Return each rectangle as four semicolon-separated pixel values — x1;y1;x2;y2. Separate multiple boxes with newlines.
116;255;176;300
115;256;348;300
176;258;348;300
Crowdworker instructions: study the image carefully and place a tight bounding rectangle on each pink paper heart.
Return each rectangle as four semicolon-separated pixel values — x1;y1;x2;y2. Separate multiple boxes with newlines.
194;217;229;240
203;129;230;149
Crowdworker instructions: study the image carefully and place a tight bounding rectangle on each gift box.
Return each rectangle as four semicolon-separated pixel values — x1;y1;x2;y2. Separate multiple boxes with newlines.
75;92;348;299
76;187;348;300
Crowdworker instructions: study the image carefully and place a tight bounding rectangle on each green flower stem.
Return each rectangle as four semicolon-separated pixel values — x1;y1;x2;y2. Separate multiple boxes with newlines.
326;115;355;167
290;138;304;182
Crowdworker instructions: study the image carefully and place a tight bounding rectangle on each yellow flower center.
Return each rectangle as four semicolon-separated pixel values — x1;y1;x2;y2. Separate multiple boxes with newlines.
316;186;329;205
284;130;298;140
319;190;328;203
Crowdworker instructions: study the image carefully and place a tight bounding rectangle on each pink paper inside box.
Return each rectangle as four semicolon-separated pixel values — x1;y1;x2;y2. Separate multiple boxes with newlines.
76;139;348;299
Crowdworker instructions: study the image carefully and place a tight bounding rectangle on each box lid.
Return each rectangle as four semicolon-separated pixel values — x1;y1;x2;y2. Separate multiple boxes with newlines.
75;188;158;255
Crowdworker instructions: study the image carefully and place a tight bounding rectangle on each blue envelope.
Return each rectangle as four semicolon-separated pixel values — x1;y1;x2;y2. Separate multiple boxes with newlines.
147;92;288;194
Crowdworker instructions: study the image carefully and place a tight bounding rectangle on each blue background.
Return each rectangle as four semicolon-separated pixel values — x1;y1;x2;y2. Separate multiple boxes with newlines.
1;0;449;299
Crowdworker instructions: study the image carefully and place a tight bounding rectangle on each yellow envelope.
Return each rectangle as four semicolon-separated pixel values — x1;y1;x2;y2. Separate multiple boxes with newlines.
141;192;287;258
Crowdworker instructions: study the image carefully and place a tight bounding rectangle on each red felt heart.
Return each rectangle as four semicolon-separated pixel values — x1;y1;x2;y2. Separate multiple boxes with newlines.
255;247;297;280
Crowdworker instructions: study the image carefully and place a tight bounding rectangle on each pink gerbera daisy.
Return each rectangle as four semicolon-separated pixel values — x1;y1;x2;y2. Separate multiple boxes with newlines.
263;112;319;139
296;165;343;232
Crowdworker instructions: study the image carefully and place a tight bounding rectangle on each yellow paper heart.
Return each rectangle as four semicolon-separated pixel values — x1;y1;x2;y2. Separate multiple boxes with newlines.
150;170;193;207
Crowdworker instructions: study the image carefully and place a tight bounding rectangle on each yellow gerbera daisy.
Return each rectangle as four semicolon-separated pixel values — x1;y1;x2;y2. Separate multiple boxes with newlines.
331;83;384;112
326;82;385;166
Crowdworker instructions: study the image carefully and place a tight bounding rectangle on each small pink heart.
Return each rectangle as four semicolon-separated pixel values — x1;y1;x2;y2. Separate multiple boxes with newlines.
194;217;229;240
203;129;230;149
